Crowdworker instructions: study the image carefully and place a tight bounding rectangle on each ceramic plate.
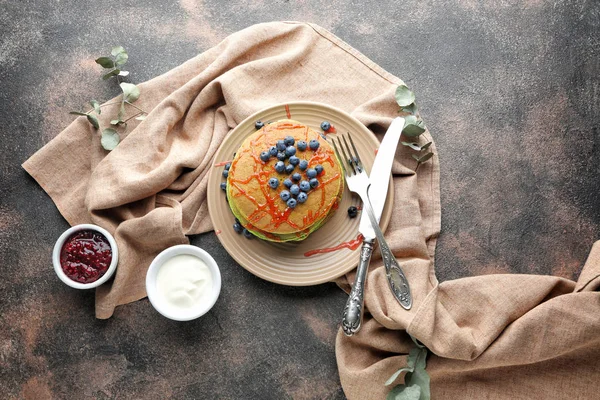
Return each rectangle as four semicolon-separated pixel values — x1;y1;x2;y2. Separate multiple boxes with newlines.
207;102;393;286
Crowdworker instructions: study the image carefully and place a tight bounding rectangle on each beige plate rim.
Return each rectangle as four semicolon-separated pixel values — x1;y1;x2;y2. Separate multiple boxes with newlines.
207;101;393;286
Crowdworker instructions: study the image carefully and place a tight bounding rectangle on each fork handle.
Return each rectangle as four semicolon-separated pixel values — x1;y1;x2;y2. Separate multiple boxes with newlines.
362;191;413;310
341;240;373;336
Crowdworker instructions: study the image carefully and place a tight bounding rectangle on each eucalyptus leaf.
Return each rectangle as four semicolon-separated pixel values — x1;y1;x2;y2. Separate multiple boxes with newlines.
412;154;420;161
110;119;122;125
115;52;128;66
402;116;426;137
90;100;101;114
118;70;130;77
402;103;417;115
86;114;99;129
69;111;87;116
385;367;414;386
111;46;125;56
387;385;408;400
395;85;416;107
420;142;432;152
95;57;114;69
401;141;423;151
405;369;430;400
102;69;120;80
417;152;434;164
398;384;422;400
135;114;146;121
387;384;422;400
101;128;120;151
120;82;140;102
407;347;425;369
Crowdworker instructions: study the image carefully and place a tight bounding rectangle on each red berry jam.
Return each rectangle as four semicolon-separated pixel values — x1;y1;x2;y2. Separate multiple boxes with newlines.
60;230;112;283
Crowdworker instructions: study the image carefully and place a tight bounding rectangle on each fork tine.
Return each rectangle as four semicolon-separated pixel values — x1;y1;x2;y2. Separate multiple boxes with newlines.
337;136;354;175
331;139;347;176
341;135;358;174
347;133;363;172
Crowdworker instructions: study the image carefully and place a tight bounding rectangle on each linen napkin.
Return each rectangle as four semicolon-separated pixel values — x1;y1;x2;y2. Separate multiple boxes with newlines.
23;21;600;399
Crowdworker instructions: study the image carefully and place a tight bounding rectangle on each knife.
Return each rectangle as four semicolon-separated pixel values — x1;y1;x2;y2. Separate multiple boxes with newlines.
342;117;406;336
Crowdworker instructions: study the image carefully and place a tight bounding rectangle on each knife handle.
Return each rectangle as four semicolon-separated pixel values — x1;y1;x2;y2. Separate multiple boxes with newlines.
341;240;374;336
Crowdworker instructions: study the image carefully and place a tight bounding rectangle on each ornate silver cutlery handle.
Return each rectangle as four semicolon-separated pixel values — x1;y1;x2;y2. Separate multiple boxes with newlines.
363;190;412;310
341;240;373;336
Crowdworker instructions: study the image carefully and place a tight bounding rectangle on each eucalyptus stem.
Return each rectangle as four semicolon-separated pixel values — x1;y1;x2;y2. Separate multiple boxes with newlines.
124;101;146;114
84;101;123;115
121;111;144;123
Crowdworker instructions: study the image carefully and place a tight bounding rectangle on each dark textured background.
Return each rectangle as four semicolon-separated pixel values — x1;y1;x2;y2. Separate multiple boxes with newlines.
1;1;599;399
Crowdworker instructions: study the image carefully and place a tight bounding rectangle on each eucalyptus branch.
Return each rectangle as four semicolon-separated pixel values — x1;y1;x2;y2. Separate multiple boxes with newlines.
395;84;434;171
69;46;143;151
385;335;431;400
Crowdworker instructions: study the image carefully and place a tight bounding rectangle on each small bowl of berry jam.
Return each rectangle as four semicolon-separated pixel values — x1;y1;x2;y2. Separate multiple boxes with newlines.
52;224;118;289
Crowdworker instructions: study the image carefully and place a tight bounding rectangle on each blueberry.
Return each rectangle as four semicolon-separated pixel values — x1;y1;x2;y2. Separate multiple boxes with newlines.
320;121;331;131
277;152;287;161
286;198;297;209
300;180;311;192
243;228;253;239
283;178;293;188
233;222;243;233
260;151;270;162
275;161;285;173
291;172;302;182
224;162;231;170
285;164;295;174
315;164;324;175
222;169;229;178
309;178;319;188
290;184;300;195
306;168;317;179
309;139;320;150
220;182;227;191
255;120;265;130
296;140;307;151
276;140;286;151
280;190;291;201
347;206;358;218
268;178;279;189
297;192;308;203
269;146;278;157
289;156;299;166
284;135;295;146
285;146;296;157
299;160;308;171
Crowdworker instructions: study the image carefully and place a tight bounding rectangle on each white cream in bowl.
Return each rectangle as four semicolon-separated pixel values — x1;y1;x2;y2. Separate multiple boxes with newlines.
146;245;221;321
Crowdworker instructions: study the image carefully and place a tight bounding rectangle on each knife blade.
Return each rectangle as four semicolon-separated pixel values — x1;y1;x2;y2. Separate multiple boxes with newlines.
341;117;404;336
358;117;404;240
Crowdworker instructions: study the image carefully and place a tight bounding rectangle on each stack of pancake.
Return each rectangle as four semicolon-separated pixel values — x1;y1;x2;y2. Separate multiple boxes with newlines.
226;119;343;242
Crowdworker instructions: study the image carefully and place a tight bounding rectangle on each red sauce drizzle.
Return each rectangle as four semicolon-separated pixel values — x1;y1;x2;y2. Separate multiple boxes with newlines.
229;125;341;234
285;104;291;119
215;229;222;235
303;234;364;257
324;125;337;134
374;148;379;155
214;160;233;167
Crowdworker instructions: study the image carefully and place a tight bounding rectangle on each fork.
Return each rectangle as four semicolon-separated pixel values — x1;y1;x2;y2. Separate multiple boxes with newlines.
331;133;412;312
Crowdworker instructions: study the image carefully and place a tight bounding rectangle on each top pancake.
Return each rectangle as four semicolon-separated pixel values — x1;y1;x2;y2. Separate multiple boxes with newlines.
226;119;343;240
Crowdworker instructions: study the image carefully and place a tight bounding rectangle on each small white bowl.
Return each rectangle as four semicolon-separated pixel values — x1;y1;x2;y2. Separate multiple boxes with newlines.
53;224;119;289
146;245;221;321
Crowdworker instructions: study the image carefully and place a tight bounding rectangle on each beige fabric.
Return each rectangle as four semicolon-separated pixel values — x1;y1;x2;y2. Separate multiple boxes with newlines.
23;21;599;399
